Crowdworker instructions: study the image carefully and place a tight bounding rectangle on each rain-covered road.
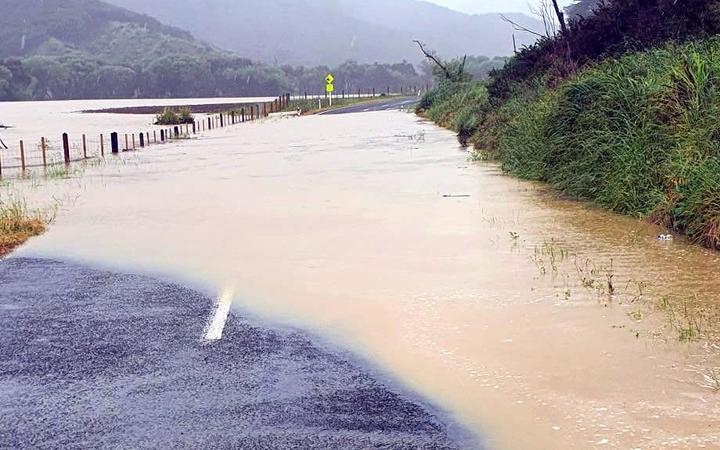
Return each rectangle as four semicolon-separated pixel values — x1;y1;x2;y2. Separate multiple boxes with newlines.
0;257;476;449
320;96;419;114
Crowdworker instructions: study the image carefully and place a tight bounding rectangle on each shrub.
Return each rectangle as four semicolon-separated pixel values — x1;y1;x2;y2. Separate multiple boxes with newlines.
154;107;194;125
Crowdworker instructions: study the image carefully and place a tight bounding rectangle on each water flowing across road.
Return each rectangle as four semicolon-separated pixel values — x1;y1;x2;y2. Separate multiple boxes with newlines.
9;108;720;449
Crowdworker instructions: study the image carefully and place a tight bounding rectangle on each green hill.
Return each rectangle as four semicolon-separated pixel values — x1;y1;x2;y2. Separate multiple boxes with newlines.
0;0;431;100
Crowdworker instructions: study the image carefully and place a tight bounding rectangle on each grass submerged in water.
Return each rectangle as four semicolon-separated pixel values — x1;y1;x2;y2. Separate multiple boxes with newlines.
0;200;48;257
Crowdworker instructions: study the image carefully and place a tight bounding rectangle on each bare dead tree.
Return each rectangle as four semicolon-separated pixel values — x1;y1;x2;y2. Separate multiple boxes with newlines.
500;14;545;38
413;40;467;81
530;0;559;37
551;0;569;36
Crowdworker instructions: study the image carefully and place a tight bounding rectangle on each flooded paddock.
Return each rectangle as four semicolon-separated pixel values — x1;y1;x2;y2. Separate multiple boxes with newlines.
5;106;720;449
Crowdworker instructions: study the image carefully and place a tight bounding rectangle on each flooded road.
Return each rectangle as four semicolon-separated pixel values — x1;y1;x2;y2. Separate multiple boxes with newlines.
9;109;720;449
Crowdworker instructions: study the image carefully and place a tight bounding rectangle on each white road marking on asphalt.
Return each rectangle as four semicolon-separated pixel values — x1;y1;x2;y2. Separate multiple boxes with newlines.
204;286;234;341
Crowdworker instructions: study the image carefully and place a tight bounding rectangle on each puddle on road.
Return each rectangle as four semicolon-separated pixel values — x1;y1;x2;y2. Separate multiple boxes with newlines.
9;110;720;449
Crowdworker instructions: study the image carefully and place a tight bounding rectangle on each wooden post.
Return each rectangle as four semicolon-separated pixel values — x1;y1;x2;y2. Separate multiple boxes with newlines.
139;132;145;148
125;134;129;151
146;132;150;146
41;137;47;167
208;117;212;130
62;133;70;164
173;126;179;138
111;132;119;153
100;134;105;157
153;130;157;143
220;114;224;127
192;122;196;134
19;140;25;172
82;134;87;158
160;129;165;142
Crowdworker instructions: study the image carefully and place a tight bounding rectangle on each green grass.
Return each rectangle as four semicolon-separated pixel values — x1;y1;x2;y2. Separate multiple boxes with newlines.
0;199;47;257
419;38;720;251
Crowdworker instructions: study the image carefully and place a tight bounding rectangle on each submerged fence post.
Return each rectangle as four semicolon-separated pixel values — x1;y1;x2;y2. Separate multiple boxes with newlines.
41;137;47;167
220;114;224;127
111;132;119;153
100;134;105;157
174;126;179;138
160;129;165;142
19;140;25;172
139;132;145;148
82;134;87;159
62;133;70;164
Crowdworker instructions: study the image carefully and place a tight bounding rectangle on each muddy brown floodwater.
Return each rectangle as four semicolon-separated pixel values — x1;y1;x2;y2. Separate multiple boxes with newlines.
9;109;720;449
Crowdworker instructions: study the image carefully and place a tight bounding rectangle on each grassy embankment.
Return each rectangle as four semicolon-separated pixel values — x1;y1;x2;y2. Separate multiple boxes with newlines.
419;38;720;250
0;199;48;257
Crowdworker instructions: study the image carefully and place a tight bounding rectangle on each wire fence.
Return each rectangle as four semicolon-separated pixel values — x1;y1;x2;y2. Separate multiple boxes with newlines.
0;95;291;179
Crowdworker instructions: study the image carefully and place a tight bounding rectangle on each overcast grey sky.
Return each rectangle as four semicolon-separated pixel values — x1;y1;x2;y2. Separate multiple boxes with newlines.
425;0;576;14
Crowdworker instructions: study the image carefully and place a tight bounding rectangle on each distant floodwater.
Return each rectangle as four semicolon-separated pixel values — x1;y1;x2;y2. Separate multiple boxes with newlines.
0;97;277;146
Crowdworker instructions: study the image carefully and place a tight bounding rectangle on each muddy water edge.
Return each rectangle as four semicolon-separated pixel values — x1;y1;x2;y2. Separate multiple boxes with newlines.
7;109;720;449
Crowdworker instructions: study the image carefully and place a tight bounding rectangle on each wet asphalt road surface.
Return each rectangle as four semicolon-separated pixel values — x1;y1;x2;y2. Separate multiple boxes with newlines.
0;258;478;449
320;97;420;115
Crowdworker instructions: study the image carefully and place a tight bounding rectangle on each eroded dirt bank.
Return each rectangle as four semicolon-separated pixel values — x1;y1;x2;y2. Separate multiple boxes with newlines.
13;110;720;449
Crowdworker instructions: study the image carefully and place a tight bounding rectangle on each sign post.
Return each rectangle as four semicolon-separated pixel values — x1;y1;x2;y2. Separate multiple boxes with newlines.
325;74;335;107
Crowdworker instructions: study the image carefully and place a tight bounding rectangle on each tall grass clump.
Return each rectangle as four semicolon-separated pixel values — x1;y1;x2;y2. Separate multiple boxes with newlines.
417;80;489;146
0;199;47;257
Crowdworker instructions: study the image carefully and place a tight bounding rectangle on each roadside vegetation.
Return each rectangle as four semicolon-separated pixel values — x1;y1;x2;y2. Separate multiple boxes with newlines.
417;0;720;250
0;199;48;257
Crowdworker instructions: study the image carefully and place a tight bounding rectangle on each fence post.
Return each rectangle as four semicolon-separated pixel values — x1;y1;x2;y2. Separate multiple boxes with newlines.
41;137;47;167
220;114;224;127
174;126;179;138
19;140;25;172
82;134;87;158
62;133;70;164
160;129;165;142
100;134;104;157
192;122;196;134
111;132;119;153
146;132;150;146
139;132;145;148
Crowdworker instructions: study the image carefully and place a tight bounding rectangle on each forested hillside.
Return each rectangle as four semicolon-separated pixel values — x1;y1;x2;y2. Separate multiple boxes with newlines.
419;0;720;250
104;0;543;65
0;0;433;100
